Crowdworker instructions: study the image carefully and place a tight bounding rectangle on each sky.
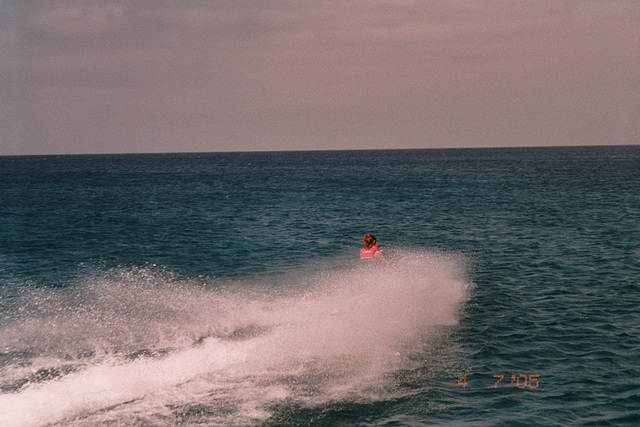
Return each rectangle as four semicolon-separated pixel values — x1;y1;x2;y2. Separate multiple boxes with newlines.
1;1;639;156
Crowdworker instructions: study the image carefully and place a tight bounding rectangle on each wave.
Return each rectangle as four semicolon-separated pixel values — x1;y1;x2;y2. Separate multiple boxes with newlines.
0;250;472;426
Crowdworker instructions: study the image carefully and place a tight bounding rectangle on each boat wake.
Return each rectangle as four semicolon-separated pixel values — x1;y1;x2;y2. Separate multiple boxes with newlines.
0;250;472;426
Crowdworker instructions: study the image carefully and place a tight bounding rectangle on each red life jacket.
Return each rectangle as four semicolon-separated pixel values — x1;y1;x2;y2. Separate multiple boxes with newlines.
360;244;380;259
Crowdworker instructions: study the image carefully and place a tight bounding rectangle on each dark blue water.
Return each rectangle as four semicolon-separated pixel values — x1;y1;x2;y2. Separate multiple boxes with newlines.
1;146;639;426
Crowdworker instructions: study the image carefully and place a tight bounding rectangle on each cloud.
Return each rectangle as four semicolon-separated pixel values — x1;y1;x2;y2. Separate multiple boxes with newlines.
25;3;126;40
1;1;639;155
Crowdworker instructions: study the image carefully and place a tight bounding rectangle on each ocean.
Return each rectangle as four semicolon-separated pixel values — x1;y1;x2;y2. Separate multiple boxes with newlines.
0;146;638;426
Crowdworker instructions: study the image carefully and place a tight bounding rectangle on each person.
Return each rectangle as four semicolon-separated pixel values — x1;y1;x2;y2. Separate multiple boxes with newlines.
360;234;384;262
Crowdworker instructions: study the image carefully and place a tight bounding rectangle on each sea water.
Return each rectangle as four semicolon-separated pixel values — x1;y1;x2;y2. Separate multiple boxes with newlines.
0;147;638;426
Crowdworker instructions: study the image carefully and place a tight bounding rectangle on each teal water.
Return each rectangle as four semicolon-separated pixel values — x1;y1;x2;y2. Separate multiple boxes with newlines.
1;146;639;426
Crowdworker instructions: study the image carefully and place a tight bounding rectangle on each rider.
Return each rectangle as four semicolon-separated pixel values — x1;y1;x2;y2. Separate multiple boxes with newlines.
360;234;384;262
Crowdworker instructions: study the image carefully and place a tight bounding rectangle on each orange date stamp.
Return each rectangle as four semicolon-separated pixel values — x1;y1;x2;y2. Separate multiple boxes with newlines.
457;374;540;389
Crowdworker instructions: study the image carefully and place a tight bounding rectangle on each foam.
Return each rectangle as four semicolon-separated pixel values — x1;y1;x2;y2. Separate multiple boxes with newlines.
0;250;471;426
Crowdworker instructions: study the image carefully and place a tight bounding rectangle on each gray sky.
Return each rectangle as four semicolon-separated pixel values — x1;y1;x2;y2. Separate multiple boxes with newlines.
2;1;639;155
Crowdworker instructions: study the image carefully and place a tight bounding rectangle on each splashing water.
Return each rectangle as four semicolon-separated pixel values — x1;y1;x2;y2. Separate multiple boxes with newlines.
0;250;471;426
